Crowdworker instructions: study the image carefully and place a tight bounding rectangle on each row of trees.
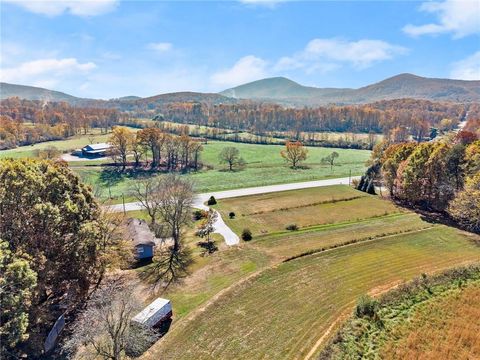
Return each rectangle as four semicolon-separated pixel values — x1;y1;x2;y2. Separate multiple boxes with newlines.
362;131;479;232
0;159;131;358
120;98;475;139
109;126;203;171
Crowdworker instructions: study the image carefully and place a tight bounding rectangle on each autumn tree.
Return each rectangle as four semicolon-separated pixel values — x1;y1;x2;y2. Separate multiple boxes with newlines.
381;142;417;197
0;239;37;357
109;126;134;170
281;141;308;169
448;174;480;233
0;159;116;356
219;146;245;171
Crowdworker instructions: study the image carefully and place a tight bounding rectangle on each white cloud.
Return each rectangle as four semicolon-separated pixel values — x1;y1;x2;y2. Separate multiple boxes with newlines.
4;0;118;17
147;42;173;52
275;38;408;71
403;0;480;38
1;58;96;84
210;55;268;88
450;51;480;80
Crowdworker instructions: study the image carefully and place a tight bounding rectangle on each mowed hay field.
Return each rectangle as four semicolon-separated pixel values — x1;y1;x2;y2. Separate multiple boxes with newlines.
144;227;480;360
215;186;400;236
142;186;480;360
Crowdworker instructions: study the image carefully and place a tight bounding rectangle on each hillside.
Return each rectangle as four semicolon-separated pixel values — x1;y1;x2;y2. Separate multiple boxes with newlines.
0;82;84;103
221;74;480;105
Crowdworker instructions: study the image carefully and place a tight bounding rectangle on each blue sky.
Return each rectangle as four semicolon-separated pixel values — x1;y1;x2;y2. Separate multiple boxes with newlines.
1;0;479;99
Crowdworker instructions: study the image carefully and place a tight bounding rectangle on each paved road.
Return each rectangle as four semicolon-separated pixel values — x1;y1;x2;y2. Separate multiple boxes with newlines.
110;176;357;246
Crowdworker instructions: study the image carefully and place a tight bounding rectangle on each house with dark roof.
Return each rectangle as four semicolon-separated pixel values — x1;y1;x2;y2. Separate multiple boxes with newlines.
81;143;111;157
126;218;158;260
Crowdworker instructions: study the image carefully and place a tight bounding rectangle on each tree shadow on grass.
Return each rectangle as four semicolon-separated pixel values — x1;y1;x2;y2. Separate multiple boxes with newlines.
196;241;218;255
99;167;163;186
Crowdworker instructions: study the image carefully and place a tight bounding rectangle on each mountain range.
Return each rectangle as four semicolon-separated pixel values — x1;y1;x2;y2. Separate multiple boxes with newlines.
1;73;479;107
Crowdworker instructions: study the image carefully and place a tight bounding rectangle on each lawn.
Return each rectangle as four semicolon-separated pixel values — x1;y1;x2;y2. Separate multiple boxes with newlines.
73;141;371;201
143;226;480;360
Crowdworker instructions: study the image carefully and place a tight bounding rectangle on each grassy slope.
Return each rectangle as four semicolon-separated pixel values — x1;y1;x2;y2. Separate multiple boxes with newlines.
321;266;480;360
144;226;480;360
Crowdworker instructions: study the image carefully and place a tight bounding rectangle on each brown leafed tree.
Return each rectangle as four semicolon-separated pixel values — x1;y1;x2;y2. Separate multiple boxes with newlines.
109;127;134;170
280;141;308;169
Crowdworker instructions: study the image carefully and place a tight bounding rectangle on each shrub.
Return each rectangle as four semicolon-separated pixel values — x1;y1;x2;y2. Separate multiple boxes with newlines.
193;209;207;220
355;295;378;318
241;228;252;241
229;212;235;219
286;223;299;231
207;196;217;206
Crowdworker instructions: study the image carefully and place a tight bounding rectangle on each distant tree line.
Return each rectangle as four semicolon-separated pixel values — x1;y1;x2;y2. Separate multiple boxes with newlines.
115;98;477;140
0;98;124;150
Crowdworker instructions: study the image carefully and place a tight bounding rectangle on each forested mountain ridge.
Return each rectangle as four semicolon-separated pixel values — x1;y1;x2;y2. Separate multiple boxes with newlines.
2;74;480;108
0;82;85;103
221;74;480;105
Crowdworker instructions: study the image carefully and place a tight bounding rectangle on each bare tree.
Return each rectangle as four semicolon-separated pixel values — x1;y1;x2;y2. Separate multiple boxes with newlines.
64;276;156;360
156;174;194;252
196;209;218;254
132;179;162;225
141;175;195;288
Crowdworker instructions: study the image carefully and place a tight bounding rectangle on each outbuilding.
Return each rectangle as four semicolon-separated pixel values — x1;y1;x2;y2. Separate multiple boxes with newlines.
81;143;111;157
131;298;173;328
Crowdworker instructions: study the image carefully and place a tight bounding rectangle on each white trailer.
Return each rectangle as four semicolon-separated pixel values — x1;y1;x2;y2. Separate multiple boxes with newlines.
131;298;172;328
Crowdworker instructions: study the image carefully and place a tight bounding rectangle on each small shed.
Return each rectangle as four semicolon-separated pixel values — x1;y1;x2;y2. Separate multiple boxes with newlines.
131;298;173;328
81;143;111;157
126;218;157;260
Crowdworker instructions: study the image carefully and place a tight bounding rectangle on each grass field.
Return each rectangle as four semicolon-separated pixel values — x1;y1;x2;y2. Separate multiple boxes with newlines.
144;226;480;360
215;186;400;236
74;141;371;200
0;127;371;201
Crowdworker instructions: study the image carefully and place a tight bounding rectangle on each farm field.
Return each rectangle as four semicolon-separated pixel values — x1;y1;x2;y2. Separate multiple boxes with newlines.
214;186;400;236
131;185;480;360
144;226;480;360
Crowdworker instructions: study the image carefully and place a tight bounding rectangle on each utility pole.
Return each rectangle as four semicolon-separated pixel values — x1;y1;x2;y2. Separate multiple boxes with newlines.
122;193;126;215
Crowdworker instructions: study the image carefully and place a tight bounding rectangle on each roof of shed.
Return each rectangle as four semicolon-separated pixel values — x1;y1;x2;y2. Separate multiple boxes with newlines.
126;218;156;247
